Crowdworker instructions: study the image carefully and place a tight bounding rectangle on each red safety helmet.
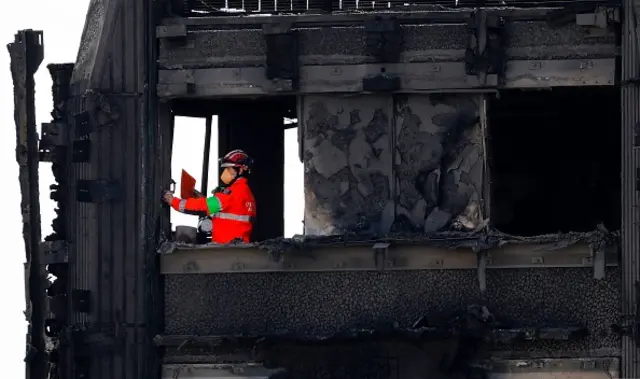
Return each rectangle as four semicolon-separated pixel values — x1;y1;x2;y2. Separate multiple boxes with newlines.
219;149;254;170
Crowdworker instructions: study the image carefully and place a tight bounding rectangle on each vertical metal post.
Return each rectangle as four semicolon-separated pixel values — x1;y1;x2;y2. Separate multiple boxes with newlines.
621;0;640;375
8;29;45;379
201;115;213;194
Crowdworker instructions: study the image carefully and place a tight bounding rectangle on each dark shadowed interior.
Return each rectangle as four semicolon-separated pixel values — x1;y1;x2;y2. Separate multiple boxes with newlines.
487;87;621;236
170;98;296;241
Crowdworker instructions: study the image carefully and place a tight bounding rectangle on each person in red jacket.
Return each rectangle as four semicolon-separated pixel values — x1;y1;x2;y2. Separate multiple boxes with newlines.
162;149;257;244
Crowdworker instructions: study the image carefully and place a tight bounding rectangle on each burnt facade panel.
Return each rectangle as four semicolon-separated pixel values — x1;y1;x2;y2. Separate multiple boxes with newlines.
394;94;484;232
302;94;484;235
8;29;46;379
164;267;621;356
158;22;616;69
65;0;158;378
620;0;640;376
302;95;394;235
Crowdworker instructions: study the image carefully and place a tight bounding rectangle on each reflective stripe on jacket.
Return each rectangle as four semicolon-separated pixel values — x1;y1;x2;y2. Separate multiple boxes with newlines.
211;178;255;243
170;177;256;243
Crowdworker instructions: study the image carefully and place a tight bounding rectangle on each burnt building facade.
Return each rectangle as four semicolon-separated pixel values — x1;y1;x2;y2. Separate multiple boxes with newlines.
8;0;640;379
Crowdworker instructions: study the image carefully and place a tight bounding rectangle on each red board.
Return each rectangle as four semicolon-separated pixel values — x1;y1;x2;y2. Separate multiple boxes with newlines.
180;169;197;199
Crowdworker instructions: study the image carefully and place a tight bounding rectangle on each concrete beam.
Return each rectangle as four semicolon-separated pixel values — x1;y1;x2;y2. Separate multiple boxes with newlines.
159;241;618;274
157;59;615;98
162;358;620;379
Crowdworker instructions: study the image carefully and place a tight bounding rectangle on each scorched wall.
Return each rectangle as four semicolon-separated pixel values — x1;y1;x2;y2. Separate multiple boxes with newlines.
302;94;485;235
165;267;620;357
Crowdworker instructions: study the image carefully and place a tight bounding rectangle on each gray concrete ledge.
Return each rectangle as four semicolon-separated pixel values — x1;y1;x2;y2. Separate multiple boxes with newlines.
157;58;615;98
159;241;618;274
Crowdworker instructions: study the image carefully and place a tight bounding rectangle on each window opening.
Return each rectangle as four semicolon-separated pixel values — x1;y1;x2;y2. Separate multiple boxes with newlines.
284;118;304;237
170;116;219;230
486;87;620;236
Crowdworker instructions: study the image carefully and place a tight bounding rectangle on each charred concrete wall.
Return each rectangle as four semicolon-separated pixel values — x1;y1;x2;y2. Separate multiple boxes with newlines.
302;94;484;235
165;267;620;356
158;22;616;68
64;0;160;378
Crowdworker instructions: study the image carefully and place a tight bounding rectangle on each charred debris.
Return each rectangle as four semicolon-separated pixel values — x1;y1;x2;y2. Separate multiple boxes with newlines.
156;305;589;376
9;29;75;379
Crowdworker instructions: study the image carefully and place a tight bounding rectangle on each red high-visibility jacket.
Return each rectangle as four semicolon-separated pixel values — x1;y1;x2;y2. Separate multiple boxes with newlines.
171;178;256;243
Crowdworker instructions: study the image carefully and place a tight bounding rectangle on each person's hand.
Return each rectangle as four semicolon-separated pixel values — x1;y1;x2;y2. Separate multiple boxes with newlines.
162;190;174;204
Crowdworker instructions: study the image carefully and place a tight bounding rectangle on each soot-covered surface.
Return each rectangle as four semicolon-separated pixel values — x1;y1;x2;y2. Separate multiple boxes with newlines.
158;22;616;68
394;95;484;233
165;267;620;355
302;95;394;235
301;94;483;235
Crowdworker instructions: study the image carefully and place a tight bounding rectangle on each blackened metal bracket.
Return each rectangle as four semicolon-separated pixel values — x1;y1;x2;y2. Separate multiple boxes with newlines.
465;10;504;87
477;250;489;292
73;92;121;137
39;121;68;162
156;24;187;44
364;16;402;63
168;0;192;17
40;240;68;265
372;242;390;271
589;244;606;279
263;23;298;92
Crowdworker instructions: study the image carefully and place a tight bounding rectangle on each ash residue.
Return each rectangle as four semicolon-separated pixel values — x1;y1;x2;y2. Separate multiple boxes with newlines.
162;226;617;257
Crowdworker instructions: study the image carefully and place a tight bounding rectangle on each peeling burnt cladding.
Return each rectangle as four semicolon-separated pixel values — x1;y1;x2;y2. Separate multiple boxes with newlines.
303;94;485;235
8;29;46;379
43;63;74;243
40;63;74;379
158;305;591;376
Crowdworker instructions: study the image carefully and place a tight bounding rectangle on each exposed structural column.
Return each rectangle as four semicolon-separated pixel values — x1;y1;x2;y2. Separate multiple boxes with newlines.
620;0;640;375
8;29;46;379
61;0;160;378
